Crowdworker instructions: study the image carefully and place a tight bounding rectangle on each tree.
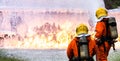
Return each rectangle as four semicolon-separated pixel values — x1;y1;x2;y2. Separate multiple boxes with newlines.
103;0;120;9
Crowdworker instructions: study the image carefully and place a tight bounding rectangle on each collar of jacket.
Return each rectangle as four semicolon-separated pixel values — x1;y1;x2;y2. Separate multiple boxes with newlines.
98;16;110;21
76;34;90;38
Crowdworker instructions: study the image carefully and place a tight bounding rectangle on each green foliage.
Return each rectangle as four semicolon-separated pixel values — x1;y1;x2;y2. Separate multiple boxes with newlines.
0;56;23;61
108;51;120;61
104;0;120;9
111;0;120;8
0;49;25;61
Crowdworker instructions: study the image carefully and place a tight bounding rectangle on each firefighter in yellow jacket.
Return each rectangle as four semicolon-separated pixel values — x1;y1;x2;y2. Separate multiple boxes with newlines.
67;24;96;61
95;7;112;61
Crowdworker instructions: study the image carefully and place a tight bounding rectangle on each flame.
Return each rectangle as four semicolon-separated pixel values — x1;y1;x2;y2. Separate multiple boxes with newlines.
1;26;120;49
1;25;120;49
0;19;120;49
0;22;76;49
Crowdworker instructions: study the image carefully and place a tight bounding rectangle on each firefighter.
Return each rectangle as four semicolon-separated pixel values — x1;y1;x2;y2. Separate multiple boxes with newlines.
67;24;96;61
95;7;112;61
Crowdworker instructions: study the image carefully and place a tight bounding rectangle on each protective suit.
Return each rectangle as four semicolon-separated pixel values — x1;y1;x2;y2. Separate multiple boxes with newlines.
67;24;96;61
95;7;111;61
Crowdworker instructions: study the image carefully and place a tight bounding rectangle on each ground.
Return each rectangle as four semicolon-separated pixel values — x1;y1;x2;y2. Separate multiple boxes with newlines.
1;42;120;61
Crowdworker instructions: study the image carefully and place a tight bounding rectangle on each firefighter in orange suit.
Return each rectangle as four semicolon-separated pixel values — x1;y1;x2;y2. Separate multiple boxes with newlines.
95;7;111;61
67;24;96;61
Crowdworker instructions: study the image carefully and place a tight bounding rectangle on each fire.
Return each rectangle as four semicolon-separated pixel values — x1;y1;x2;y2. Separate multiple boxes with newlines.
0;22;76;49
0;10;120;49
1;26;120;49
1;23;120;49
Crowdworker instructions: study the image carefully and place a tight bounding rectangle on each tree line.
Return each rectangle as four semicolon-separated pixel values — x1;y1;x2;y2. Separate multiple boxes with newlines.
104;0;120;9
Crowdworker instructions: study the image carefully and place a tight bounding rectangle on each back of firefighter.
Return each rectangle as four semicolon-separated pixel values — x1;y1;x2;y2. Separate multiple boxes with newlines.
95;7;111;61
67;24;96;61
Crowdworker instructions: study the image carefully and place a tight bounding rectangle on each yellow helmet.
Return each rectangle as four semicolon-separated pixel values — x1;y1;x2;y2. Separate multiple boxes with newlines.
96;8;108;19
76;24;88;35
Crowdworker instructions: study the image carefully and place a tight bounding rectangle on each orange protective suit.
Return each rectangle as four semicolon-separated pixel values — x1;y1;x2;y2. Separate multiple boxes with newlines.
95;20;111;61
67;35;96;61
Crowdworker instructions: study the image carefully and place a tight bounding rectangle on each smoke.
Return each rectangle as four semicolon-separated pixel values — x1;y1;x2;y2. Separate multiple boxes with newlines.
0;0;105;10
0;11;3;29
0;0;106;34
1;0;119;49
77;0;105;28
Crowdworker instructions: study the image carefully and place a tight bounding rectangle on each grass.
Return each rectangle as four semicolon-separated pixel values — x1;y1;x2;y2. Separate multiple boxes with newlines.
0;56;23;61
108;50;120;61
0;49;25;61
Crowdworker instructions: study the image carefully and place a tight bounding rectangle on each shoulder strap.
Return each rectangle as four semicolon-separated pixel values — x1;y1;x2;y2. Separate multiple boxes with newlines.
76;37;80;61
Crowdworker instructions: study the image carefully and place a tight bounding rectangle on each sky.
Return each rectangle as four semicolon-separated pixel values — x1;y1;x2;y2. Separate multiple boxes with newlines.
0;0;105;10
